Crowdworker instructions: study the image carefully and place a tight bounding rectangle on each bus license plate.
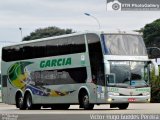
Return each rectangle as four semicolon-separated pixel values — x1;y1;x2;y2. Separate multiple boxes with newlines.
128;98;136;102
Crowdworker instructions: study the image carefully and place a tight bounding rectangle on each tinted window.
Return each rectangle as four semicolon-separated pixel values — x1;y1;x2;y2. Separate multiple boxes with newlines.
46;35;86;56
2;35;86;62
2;75;8;87
30;67;87;85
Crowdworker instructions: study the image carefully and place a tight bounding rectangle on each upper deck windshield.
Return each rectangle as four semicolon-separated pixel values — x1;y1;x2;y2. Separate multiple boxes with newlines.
103;34;147;56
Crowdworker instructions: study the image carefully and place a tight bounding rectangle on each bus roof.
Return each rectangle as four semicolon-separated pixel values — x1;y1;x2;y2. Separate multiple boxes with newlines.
2;31;141;48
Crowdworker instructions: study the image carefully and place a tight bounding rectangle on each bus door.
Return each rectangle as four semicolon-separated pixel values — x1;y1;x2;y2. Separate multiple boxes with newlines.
96;61;114;103
96;73;107;103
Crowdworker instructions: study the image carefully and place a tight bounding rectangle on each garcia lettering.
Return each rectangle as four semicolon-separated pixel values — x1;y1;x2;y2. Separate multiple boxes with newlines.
40;57;71;68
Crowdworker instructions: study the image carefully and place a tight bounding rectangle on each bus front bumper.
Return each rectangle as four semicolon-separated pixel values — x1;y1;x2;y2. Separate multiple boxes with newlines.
107;95;150;103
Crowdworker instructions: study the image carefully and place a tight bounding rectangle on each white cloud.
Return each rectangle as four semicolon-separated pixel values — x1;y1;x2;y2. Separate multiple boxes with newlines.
0;0;160;42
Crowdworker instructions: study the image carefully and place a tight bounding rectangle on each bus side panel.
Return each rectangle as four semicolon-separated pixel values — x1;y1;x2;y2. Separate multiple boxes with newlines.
6;81;17;104
1;65;19;104
41;84;79;104
1;62;10;104
40;83;97;104
1;85;8;104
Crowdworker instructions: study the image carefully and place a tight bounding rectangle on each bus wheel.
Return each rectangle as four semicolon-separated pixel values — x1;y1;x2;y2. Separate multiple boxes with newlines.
16;95;26;110
118;103;129;110
81;92;94;110
51;104;70;110
25;93;41;110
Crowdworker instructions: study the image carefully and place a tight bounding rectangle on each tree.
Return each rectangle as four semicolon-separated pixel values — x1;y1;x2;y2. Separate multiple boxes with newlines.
134;28;144;33
23;26;74;41
141;19;160;103
135;19;160;102
143;19;160;46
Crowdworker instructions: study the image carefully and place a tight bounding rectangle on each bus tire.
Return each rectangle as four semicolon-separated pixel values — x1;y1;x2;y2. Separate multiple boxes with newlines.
25;93;41;110
51;104;70;110
80;92;94;110
16;94;26;110
118;103;129;110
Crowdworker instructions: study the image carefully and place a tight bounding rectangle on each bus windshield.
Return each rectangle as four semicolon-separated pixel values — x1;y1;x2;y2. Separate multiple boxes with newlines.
108;61;149;87
104;34;147;56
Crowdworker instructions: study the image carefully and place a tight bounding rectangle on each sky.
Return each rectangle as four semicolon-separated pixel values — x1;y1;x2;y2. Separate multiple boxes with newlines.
0;0;160;58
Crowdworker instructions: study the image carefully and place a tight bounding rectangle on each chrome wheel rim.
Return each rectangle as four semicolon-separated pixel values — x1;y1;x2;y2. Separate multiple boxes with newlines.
26;96;32;107
83;95;89;106
18;97;23;106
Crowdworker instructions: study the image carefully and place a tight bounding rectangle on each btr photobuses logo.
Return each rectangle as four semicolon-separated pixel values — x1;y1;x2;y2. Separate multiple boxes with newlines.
106;0;160;11
107;0;121;11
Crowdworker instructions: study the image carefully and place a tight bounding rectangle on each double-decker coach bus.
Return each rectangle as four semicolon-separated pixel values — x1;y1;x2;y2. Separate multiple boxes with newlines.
1;31;159;110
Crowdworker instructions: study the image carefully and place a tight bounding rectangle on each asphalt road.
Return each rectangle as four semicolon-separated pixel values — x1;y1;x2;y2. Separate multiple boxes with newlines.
0;103;160;120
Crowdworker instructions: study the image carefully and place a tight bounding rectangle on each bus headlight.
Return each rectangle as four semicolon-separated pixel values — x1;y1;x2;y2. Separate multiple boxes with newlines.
142;92;150;96
107;98;113;102
109;92;120;96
